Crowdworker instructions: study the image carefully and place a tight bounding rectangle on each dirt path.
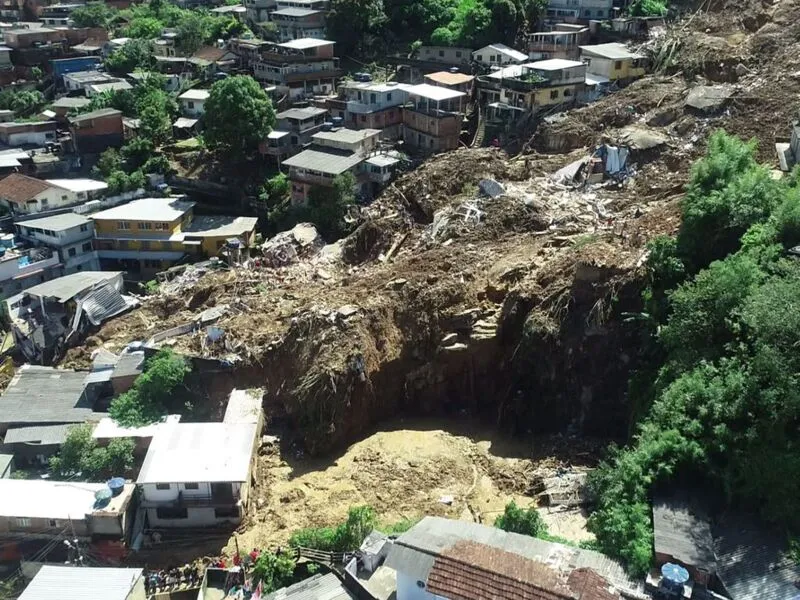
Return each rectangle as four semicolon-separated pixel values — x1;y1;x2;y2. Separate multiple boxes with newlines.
227;419;598;554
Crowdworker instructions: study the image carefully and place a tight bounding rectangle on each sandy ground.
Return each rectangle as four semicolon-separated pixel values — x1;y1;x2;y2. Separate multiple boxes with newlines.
227;419;594;554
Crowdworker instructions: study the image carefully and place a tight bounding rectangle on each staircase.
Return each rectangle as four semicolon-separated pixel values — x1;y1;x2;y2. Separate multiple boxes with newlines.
472;108;487;148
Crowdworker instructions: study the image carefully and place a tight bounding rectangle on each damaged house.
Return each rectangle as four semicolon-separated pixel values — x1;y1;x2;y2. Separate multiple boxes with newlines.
7;271;138;363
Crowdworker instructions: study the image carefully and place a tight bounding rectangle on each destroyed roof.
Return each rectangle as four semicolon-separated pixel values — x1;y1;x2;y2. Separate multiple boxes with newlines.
224;389;263;424
425;71;475;86
69;108;123;124
137;421;258;484
3;423;74;445
183;215;258;238
18;566;143;600
653;496;716;571
264;573;355;600
113;351;145;378
312;127;380;144
714;514;800;600
90;197;195;222
24;271;122;303
386;517;639;595
51;96;92;109
279;37;334;50
0;366;96;427
283;148;363;175
476;43;528;62
406;83;466;101
276;106;327;120
578;42;644;60
79;281;132;326
191;45;233;62
0;173;58;204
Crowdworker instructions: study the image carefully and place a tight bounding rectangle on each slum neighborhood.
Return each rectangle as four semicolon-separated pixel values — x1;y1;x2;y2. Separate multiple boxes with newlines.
0;0;794;596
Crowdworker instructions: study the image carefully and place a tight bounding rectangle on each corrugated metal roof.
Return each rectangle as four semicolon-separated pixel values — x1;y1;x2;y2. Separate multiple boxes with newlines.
0;365;98;427
18;212;92;232
264;573;355;600
283;149;363;175
578;43;644;60
25;271;122;303
224;389;263;424
3;423;73;445
19;566;142;600
385;517;640;594
714;515;800;600
79;282;129;326
137;421;258;484
652;496;715;570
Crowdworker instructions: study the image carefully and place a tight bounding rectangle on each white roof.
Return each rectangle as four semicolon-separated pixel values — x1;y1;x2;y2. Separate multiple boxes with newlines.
137;422;258;484
179;88;210;101
487;64;525;80
585;73;610;85
88;81;132;93
366;154;400;167
579;42;644;60
279;37;334;50
109;37;131;45
91;197;195;222
268;129;290;139
223;389;263;424
475;43;528;62
0;479;129;520
312;127;380;144
528;58;584;70
45;178;108;193
19;566;142;600
342;81;413;93
92;414;181;439
406;83;466;101
173;117;199;128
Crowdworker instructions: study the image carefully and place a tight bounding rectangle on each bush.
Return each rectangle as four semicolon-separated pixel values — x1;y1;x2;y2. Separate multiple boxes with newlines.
49;424;134;480
251;552;295;593
494;501;547;537
289;506;377;552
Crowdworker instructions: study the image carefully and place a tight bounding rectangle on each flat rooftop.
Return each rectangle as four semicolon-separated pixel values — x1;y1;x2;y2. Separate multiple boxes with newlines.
579;42;644;60
90;197;195;223
18;211;92;232
279;37;334;50
0;479;134;521
406;83;466;101
223;389;263;425
45;178;108;193
183;215;258;238
312;127;380;144
276;106;327;120
92;414;181;439
137;422;258;484
528;58;585;70
179;89;211;101
282;148;363;175
19;566;142;600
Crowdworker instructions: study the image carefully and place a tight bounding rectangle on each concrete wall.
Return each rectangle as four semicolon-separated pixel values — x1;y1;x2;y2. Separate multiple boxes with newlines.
396;572;448;600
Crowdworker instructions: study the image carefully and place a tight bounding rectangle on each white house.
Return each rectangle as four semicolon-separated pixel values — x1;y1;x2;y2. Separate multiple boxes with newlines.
136;421;259;528
18;566;145;600
15;212;100;274
178;89;210;117
0;173;107;215
472;43;528;67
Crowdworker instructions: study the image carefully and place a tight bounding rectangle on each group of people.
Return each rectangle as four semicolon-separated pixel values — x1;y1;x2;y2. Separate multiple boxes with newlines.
144;563;203;593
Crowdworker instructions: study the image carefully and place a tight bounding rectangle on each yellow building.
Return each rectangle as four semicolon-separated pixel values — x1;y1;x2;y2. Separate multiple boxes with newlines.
488;59;586;112
91;197;258;278
579;43;647;82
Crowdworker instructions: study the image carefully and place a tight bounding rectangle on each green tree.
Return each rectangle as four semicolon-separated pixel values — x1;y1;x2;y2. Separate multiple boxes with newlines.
326;0;388;55
289;506;377;552
49;424;135;480
109;349;191;427
121;136;156;170
70;1;117;27
251;552;296;593
203;75;275;158
105;39;157;75
494;501;547;537
260;173;289;205
176;11;209;55
628;0;667;16
305;171;358;240
124;16;164;39
94;147;123;178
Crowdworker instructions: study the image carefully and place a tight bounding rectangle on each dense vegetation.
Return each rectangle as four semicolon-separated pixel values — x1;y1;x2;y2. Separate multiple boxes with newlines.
588;131;800;575
49;424;135;479
109;349;192;427
289;506;378;552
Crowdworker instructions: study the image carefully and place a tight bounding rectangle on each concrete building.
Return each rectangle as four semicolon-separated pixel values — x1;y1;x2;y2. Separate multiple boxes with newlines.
69;108;125;154
472;43;528;67
528;25;588;60
416;46;472;68
15;212;100;274
401;84;466;154
282;146;364;205
253;38;341;100
579;42;648;82
63;69;124;94
478;59;586;111
259;106;328;160
0;173;107;215
271;6;326;41
136;421;259;528
178;88;210;117
652;496;715;587
18;566;145;600
51;56;103;85
243;0;276;26
0;121;57;147
329;81;411;136
547;0;613;22
0;245;63;299
424;71;475;94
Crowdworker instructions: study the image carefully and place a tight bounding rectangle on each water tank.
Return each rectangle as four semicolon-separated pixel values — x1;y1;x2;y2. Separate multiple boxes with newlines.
661;563;690;592
0;233;14;248
107;477;125;497
94;487;112;508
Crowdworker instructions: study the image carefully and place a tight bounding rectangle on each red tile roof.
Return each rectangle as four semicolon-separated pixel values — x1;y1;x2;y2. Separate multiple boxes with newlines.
192;46;231;62
567;568;621;600
0;173;58;205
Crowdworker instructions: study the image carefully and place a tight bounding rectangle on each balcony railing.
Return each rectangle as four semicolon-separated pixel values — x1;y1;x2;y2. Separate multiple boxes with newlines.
141;491;240;509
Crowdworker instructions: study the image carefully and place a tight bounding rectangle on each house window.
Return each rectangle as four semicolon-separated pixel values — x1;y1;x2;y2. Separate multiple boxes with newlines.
489;55;496;62
61;195;68;201
614;60;622;70
156;507;188;520
584;9;590;15
49;519;57;527
139;222;153;230
215;507;239;519
360;115;366;122
370;93;376;103
387;93;392;101
156;483;171;490
455;51;462;58
184;482;199;490
80;224;88;232
15;518;31;528
155;222;170;230
68;247;76;257
188;101;195;109
82;242;93;252
118;221;131;230
438;50;444;57
41;198;48;206
564;88;572;97
597;9;603;15
550;89;559;99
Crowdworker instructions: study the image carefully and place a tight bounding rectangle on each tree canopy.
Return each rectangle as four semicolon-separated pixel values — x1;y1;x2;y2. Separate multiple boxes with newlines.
105;39;157;76
69;1;117;27
587;130;800;575
49;424;134;480
203;75;275;158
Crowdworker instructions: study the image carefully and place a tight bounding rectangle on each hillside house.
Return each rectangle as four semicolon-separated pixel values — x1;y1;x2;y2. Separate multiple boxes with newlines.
189;46;237;78
136;421;259;528
253;38;341;100
653;496;715;586
63;70;124;94
472;43;528;67
15;211;100;274
478;59;586;111
50;96;91;121
0;244;63;299
385;517;642;600
547;0;613;22
271;6;326;41
401;84;466;154
69;108;125;153
528;25;588;60
328;81;410;137
424;71;475;94
0;480;134;561
0;173;105;215
259;106;328;160
18;567;145;600
579;42;647;82
416;46;472;68
0;121;57;147
178;89;210;118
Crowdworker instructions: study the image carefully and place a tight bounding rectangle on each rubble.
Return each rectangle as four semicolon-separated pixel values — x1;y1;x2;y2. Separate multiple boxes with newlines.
261;223;324;267
684;84;733;113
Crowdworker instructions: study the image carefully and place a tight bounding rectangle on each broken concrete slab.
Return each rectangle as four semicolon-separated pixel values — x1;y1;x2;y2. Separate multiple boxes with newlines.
685;85;733;113
478;178;505;198
619;126;669;151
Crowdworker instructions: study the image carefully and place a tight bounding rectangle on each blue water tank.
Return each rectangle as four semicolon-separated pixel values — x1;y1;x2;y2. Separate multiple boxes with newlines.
107;477;125;496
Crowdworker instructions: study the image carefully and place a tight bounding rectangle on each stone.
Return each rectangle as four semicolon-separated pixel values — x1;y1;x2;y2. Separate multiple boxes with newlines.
684;85;733;113
478;178;505;198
